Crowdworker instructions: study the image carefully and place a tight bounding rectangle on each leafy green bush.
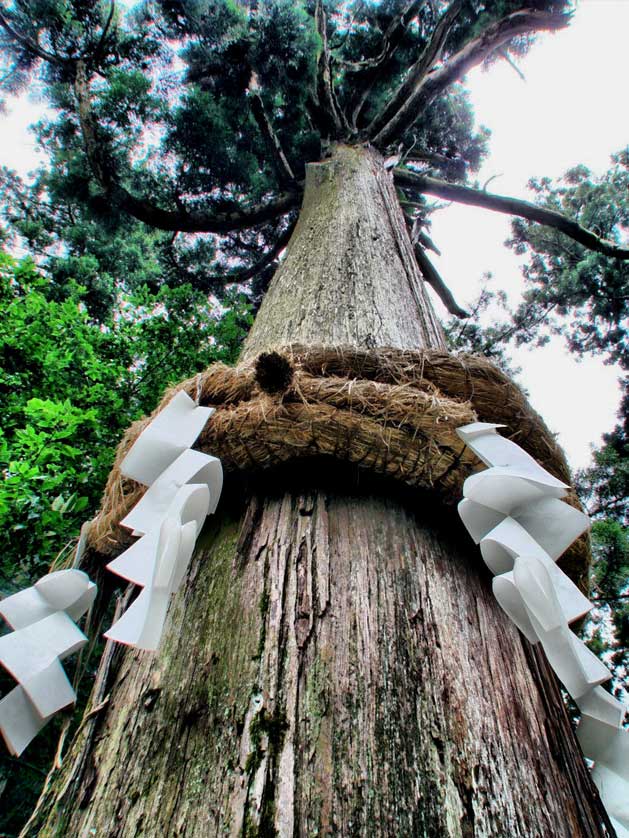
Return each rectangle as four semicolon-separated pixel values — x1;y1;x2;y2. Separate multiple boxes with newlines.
0;249;251;591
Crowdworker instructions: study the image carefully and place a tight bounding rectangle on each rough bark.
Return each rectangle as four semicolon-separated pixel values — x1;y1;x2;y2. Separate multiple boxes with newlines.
29;144;611;838
243;145;444;358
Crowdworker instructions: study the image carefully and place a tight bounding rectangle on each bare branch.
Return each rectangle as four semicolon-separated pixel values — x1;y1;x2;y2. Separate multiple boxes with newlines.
413;242;469;317
249;88;297;188
369;8;569;147
366;0;463;143
416;230;441;255
313;0;348;137
0;9;66;66
394;168;629;260
73;61;299;234
497;46;525;82
406;151;467;174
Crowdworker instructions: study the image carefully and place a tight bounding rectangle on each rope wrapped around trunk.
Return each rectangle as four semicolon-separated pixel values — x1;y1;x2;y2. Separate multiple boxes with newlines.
88;345;590;589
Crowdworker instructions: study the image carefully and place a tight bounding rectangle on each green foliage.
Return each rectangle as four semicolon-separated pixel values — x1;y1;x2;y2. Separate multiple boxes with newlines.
0;0;571;304
506;150;629;370
444;274;521;377
0;248;251;593
582;517;629;699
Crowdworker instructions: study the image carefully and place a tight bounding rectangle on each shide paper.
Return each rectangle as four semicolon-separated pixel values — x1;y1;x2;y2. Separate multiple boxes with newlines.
120;391;215;486
105;390;221;651
0;570;96;755
457;422;628;832
105;486;209;650
0;392;218;756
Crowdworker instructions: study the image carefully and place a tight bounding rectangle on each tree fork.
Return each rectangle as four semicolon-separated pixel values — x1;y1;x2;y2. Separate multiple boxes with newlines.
28;145;611;837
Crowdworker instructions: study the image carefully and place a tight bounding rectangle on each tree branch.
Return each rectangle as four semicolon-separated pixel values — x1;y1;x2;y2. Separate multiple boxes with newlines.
342;0;422;130
73;61;299;233
90;0;116;67
365;0;463;143
394;168;629;260
416;229;441;255
413;241;469;317
0;9;66;66
249;88;298;188
369;8;569;147
313;0;347;137
107;181;299;235
497;46;526;82
194;217;296;290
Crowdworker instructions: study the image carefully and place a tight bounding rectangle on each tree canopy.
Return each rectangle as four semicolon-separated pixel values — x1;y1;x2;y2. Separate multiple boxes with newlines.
1;0;628;321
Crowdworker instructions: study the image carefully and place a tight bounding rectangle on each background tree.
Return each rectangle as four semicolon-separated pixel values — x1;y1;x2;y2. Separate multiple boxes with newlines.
0;1;627;835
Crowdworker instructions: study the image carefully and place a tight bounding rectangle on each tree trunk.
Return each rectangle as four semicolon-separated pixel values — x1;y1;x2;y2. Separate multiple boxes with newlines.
28;145;611;837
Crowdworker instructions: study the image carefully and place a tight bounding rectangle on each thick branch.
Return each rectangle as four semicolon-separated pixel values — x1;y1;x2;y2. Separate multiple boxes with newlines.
394;168;629;260
313;0;347;137
413;241;469;317
365;0;463;142
73;61;299;233
0;9;66;66
369;8;569;147
343;0;422;130
107;182;299;234
249;90;297;188
91;0;116;67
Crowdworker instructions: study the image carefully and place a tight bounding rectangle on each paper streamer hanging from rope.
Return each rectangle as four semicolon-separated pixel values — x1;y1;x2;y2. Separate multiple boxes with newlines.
457;422;629;837
0;570;97;756
105;390;222;650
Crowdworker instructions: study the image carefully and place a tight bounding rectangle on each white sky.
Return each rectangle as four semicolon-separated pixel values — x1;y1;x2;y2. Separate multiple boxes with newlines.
0;0;627;469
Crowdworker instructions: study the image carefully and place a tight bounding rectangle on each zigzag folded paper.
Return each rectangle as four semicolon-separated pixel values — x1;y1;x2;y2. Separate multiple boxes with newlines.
121;391;215;486
456;422;628;835
578;712;629;837
105;485;209;650
0;570;96;755
121;448;222;536
105;389;221;650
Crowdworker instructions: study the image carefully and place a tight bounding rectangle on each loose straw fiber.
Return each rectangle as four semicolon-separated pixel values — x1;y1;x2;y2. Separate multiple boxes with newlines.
88;345;589;588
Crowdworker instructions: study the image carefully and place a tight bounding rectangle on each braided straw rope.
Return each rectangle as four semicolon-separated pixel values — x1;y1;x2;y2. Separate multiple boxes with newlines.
87;346;589;590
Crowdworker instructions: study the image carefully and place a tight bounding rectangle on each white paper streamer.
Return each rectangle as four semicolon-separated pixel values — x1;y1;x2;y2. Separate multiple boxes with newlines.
105;390;221;651
456;422;628;831
105;485;209;650
120;391;214;486
0;570;96;755
121;449;222;536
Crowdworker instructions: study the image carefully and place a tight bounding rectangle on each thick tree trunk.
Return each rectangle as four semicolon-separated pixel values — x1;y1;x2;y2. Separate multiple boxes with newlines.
28;145;610;837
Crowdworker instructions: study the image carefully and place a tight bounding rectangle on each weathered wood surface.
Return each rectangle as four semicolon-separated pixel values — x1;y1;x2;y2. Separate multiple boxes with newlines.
28;144;612;837
241;144;444;359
